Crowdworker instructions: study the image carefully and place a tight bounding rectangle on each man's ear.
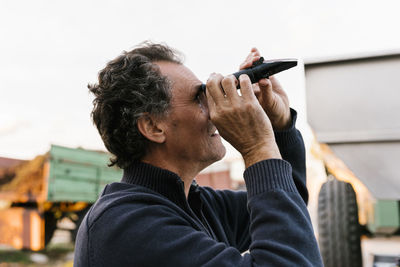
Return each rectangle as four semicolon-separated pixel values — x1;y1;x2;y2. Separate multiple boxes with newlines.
137;114;166;144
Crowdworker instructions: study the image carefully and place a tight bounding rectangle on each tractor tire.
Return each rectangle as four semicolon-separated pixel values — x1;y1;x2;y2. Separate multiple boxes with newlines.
318;177;362;267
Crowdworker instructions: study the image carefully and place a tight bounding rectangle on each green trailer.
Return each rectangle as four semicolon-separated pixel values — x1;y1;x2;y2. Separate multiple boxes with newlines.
47;145;122;202
0;145;122;251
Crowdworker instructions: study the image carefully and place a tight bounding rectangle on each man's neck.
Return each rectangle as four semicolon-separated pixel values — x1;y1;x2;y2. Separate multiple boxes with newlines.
141;154;205;198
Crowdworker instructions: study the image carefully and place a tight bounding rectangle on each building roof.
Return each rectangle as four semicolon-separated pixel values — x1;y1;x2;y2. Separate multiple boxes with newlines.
304;49;400;66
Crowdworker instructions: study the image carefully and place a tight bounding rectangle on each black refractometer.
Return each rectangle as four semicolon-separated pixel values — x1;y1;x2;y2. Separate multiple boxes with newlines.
201;57;297;91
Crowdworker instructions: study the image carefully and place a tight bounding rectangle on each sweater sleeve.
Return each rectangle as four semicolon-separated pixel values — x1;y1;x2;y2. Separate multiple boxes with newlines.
243;159;322;266
274;108;308;204
204;108;308;252
84;160;322;267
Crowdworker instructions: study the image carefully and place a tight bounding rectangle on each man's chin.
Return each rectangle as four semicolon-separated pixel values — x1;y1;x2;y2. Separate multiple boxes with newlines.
210;145;227;163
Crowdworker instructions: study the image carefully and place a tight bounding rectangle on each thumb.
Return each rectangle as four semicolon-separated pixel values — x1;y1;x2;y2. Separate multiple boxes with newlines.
258;78;274;106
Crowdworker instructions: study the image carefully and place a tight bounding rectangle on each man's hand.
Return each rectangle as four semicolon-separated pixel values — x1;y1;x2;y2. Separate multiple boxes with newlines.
240;48;291;130
206;73;281;168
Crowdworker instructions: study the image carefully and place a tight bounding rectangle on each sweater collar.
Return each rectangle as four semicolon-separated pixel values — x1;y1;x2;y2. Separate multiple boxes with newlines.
121;160;199;208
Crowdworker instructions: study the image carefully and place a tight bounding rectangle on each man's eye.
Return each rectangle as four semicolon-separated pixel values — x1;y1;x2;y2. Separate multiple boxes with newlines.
195;91;201;100
195;90;206;102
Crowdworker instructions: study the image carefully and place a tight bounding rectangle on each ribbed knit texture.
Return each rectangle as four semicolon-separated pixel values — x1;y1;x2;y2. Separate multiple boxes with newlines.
243;159;297;197
122;161;188;210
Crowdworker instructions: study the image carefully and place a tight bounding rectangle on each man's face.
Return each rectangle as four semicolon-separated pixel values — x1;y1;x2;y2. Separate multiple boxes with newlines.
156;61;226;170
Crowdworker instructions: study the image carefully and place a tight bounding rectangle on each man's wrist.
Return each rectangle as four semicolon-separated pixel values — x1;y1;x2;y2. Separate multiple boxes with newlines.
272;109;292;131
274;108;299;148
242;142;282;169
274;108;297;132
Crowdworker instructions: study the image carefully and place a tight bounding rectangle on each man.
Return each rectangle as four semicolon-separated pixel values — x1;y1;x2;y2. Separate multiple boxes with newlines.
74;42;323;266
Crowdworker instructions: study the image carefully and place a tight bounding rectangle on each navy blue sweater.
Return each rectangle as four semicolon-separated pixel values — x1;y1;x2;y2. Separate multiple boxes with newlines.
74;111;323;266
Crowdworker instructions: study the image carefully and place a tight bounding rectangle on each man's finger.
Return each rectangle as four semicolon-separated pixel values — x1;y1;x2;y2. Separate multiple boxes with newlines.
250;47;261;57
253;83;261;97
221;75;240;103
206;73;225;105
258;78;274;105
239;74;257;101
240;52;261;70
269;76;285;94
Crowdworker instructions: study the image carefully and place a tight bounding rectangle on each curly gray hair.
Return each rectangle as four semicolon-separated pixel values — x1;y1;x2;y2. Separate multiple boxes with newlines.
89;42;183;168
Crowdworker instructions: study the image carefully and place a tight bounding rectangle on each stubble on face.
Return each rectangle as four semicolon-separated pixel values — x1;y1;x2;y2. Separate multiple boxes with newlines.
156;61;226;172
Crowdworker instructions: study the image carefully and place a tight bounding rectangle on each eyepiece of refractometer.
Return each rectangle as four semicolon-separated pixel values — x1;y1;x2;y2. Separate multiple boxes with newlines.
200;58;297;92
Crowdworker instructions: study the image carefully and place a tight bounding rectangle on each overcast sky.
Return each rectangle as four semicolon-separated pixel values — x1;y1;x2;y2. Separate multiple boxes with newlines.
1;0;400;160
